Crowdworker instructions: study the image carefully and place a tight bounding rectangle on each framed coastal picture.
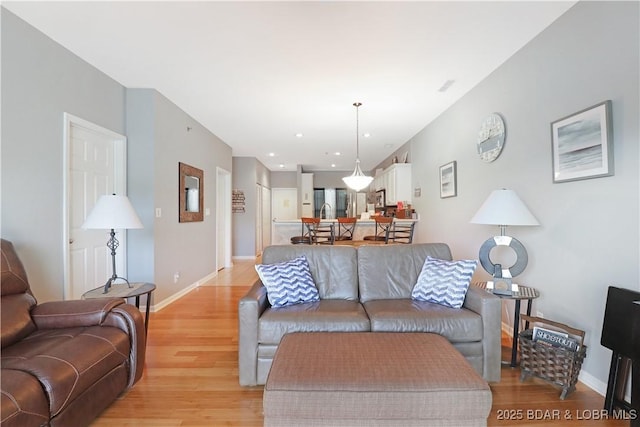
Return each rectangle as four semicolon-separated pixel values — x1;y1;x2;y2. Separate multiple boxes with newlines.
439;161;457;198
551;100;613;183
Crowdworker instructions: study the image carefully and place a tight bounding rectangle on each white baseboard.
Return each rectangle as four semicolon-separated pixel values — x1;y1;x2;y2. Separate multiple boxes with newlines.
148;271;219;312
233;255;256;261
578;370;608;396
197;271;218;285
150;281;198;313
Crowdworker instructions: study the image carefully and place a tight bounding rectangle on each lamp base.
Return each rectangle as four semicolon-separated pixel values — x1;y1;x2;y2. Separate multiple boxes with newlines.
103;228;133;294
491;278;513;296
103;275;133;294
478;235;529;279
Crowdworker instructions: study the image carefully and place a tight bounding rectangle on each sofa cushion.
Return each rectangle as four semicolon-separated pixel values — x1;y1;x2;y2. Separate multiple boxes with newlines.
256;256;320;308
363;299;483;342
358;243;453;303
411;256;477;309
258;300;370;345
1;325;130;417
262;245;359;300
0;369;49;427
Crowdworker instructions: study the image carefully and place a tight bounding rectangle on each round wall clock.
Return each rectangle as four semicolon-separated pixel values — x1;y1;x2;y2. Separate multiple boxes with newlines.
476;113;506;162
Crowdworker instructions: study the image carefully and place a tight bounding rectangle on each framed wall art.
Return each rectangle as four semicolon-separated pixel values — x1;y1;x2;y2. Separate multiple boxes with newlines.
551;100;613;183
179;162;204;222
439;161;457;198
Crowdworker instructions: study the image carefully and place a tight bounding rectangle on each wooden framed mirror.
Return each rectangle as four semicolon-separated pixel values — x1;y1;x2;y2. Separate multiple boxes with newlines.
179;162;204;222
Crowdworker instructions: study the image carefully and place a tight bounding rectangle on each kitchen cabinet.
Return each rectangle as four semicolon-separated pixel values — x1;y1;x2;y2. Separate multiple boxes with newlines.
372;163;412;206
372;173;384;192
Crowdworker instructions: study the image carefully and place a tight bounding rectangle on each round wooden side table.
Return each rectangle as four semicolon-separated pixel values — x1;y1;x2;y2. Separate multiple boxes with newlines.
473;281;540;367
83;282;156;337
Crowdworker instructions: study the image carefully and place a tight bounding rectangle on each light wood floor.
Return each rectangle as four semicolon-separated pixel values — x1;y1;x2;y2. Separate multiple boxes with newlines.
92;260;628;427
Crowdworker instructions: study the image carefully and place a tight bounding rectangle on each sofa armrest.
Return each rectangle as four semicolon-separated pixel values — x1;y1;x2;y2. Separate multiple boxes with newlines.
31;298;125;329
32;298;146;388
238;280;269;386
463;285;502;382
103;303;147;387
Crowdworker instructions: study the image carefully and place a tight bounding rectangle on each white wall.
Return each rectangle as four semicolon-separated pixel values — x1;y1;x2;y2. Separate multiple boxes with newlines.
270;171;296;188
405;1;638;391
127;89;233;304
232;157;271;258
1;9;126;301
1;9;233;306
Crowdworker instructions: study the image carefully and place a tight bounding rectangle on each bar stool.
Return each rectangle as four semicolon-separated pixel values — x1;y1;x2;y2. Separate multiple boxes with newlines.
302;217;335;245
291;218;313;244
388;221;416;244
335;217;357;242
363;216;393;243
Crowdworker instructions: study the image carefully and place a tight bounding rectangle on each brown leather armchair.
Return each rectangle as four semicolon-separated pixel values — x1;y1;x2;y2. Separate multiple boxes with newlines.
0;239;146;427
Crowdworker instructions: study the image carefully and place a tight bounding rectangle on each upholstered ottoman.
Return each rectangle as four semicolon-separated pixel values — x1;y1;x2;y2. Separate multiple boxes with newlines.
263;332;492;427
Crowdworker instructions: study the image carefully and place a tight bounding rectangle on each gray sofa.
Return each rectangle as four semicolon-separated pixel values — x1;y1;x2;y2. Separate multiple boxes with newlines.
238;243;502;386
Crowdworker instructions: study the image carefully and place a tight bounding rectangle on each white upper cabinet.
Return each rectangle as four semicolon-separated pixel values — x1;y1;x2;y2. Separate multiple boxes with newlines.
370;163;412;206
384;164;412;205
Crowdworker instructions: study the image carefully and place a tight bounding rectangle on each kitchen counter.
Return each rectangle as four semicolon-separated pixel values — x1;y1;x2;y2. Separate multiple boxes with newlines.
272;218;417;245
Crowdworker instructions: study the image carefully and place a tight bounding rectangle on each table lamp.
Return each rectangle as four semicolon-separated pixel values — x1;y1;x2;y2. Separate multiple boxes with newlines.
470;189;539;295
82;194;143;293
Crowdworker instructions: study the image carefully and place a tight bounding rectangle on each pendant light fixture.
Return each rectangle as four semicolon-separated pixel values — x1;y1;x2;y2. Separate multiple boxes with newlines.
342;102;373;191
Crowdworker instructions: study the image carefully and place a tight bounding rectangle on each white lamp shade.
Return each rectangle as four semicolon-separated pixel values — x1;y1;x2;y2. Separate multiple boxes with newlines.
342;160;374;192
470;189;539;226
82;194;143;230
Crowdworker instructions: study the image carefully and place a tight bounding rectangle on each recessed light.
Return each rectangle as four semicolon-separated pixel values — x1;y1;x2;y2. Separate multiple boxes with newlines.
295;133;303;138
363;133;371;138
331;164;336;168
279;164;285;168
268;152;275;157
335;152;341;156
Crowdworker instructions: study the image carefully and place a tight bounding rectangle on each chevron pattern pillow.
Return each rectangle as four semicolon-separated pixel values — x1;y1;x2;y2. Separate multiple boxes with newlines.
411;256;478;309
255;256;320;308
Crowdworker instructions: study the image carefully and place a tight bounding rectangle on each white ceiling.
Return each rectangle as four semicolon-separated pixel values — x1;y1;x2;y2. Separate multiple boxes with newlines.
4;1;576;172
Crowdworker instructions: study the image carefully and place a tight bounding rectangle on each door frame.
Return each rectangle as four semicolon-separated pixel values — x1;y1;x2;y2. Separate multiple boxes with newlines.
216;167;232;270
62;113;127;299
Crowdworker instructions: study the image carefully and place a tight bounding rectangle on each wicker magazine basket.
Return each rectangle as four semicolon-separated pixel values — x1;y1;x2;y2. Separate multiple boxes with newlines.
518;315;587;399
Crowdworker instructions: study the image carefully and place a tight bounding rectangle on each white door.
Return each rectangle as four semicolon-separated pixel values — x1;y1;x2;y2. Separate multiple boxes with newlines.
65;114;126;299
255;183;262;256
272;188;298;221
262;186;271;250
216;167;232;270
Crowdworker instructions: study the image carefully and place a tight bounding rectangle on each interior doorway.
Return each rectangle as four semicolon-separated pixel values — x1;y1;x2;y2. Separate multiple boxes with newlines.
216;167;232;271
63;113;127;299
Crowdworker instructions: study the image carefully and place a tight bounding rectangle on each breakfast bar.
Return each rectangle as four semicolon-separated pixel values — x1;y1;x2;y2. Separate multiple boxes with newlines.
272;218;418;245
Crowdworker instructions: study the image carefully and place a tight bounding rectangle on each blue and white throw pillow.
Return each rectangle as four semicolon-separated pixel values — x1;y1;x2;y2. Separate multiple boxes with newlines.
255;256;320;308
411;256;478;309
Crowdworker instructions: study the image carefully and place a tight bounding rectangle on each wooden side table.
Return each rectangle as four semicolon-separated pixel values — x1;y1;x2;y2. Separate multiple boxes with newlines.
473;282;540;367
83;282;156;337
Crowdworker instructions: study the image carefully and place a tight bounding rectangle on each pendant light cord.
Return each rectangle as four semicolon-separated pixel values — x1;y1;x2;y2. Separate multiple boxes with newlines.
354;102;362;160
